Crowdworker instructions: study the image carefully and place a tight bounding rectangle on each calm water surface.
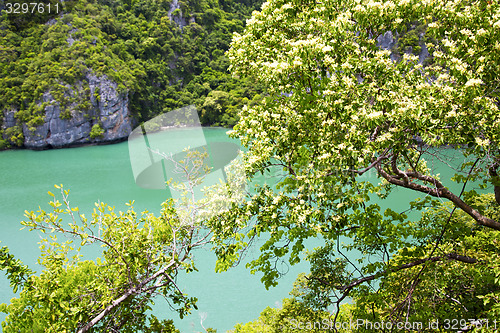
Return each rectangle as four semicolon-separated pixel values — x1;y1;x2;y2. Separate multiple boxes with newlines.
0;128;470;332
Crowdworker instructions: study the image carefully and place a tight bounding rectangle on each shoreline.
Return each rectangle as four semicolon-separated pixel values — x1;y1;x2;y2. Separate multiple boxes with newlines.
0;125;234;152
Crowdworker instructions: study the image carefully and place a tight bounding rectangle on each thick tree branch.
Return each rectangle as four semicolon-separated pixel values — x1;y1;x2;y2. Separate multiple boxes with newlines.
376;159;500;230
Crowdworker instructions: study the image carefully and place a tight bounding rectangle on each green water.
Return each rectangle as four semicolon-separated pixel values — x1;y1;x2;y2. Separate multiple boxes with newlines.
0;128;474;332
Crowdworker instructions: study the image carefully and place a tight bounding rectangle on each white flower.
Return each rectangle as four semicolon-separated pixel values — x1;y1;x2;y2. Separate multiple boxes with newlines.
403;53;419;62
367;111;383;119
376;49;391;58
354;4;365;11
442;39;456;49
433;51;444;58
447;110;456;118
476;28;487;36
341;62;353;70
268;62;279;68
319;153;331;159
343;76;354;87
475;137;489;147
437;73;450;82
322;45;333;53
366;1;383;9
460;28;472;36
464;78;483;88
377;132;392;142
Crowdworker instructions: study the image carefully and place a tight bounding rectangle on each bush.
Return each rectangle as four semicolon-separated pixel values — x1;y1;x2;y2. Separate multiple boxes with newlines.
89;123;105;139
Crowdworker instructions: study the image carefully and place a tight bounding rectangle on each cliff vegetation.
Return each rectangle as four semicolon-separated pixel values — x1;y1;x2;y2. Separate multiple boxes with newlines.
0;0;265;149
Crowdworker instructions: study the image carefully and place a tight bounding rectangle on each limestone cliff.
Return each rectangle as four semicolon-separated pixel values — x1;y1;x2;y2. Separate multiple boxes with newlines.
1;73;133;149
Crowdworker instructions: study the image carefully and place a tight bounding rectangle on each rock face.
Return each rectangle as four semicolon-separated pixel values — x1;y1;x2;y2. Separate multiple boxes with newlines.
168;0;187;30
377;30;430;64
3;73;133;149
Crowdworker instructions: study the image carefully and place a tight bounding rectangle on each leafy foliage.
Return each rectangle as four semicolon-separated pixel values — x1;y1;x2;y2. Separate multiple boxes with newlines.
218;0;500;329
231;297;335;333
0;146;239;331
89;123;104;139
1;186;200;332
0;244;34;294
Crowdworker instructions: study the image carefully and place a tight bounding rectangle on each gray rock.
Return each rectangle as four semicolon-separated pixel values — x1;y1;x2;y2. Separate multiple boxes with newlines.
12;73;133;149
66;28;78;46
1;109;19;144
376;30;430;64
168;0;187;30
377;31;396;51
22;122;50;149
87;73;132;142
3;109;16;128
418;34;430;64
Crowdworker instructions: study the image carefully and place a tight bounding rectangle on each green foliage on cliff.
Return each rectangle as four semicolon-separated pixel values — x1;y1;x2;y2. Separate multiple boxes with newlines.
89;123;104;139
0;0;265;147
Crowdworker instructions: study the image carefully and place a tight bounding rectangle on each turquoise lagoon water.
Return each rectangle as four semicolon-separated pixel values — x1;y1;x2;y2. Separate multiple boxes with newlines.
0;128;476;332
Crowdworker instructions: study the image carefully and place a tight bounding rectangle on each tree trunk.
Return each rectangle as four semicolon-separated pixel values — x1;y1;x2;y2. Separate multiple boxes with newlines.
489;165;500;205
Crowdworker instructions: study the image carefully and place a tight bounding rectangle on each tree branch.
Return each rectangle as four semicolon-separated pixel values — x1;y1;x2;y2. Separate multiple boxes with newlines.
347;150;391;176
376;158;500;230
329;251;477;331
489;161;500;205
77;260;179;333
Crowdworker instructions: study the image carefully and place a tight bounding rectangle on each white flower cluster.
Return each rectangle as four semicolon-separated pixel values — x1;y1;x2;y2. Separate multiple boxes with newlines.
366;111;383;119
322;45;333;53
464;78;483;88
450;57;467;74
442;39;456;51
476;28;488;36
475;137;489;147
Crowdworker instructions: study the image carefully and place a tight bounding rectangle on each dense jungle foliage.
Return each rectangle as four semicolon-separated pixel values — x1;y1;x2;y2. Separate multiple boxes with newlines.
0;0;265;148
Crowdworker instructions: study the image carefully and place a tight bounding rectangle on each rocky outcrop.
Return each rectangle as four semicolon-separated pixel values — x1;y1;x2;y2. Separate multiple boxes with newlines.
168;0;188;30
3;110;17;129
3;73;133;149
377;30;430;64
